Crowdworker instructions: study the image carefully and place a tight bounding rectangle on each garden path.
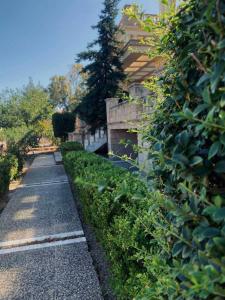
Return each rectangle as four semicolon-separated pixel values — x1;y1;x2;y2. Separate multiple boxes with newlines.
0;153;102;300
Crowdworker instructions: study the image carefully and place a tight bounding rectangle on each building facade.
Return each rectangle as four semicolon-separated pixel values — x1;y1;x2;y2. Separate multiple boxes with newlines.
105;9;164;169
69;5;168;171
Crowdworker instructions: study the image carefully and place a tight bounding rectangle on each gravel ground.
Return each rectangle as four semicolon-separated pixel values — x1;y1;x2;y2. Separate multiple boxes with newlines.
0;242;102;300
0;153;103;300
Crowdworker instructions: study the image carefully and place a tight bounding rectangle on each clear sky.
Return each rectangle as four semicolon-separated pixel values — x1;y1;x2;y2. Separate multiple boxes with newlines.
0;0;159;90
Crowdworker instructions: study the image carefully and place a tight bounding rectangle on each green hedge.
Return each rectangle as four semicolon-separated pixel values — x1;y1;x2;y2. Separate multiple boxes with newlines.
0;154;19;196
60;141;83;155
140;0;225;299
64;151;175;299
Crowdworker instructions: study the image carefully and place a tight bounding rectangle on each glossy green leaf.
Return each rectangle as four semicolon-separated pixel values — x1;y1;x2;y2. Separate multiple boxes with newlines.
190;156;203;167
193;104;209;117
172;242;184;257
210;63;225;93
193;226;220;242
173;154;189;165
204;206;225;222
220;134;225;146
208;141;220;160
196;73;210;87
182;245;192;258
213;195;224;207
215;160;225;173
178;131;190;146
213;237;225;252
218;39;225;49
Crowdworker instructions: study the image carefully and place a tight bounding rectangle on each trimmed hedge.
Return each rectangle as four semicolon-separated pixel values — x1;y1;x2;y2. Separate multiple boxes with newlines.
60;141;83;155
63;151;174;299
0;154;19;196
52;112;75;140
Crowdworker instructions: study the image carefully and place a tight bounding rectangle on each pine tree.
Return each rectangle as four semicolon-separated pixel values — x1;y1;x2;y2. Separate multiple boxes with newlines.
76;0;125;131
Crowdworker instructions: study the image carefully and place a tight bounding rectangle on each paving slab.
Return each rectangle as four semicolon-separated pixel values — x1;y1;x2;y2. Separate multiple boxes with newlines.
23;164;68;185
0;183;82;242
31;154;55;167
0;242;102;300
54;151;63;164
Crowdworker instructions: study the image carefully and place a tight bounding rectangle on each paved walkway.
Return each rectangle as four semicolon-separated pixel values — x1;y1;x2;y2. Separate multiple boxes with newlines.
0;154;102;300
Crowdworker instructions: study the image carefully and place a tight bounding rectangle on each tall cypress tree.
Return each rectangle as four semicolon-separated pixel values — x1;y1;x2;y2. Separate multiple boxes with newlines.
76;0;125;131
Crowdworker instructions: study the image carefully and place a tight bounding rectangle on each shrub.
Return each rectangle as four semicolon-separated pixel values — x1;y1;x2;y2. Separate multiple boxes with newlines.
63;151;176;299
60;141;83;155
7;143;24;172
0;154;19;196
52;112;75;140
0;156;11;196
6;154;19;181
138;0;225;298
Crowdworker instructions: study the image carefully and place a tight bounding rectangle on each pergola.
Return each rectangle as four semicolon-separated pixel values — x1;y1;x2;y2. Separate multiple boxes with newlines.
122;40;164;82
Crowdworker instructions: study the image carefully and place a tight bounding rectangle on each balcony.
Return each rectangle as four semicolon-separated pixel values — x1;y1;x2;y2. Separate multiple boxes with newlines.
105;98;144;130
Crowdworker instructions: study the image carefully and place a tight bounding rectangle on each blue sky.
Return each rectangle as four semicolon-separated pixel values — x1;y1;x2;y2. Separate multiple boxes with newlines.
0;0;159;90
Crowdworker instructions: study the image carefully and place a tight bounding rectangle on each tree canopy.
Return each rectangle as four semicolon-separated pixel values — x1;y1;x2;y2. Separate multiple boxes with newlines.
48;75;71;110
76;0;125;131
48;64;87;111
0;80;54;146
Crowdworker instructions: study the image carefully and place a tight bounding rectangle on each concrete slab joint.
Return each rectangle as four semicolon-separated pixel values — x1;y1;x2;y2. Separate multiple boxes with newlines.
0;230;85;251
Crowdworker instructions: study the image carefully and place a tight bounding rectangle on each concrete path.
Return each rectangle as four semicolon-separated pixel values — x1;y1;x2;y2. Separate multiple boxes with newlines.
0;154;102;300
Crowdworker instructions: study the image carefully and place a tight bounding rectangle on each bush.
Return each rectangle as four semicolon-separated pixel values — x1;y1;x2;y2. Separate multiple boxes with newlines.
7;143;24;172
60;141;83;155
52;112;75;140
63;151;175;299
0;154;19;196
6;154;19;181
0;156;11;196
138;0;225;298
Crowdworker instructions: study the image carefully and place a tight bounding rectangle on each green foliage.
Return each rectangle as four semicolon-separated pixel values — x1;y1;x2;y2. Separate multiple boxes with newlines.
6;154;19;181
60;141;83;155
0;79;54;193
63;151;177;299
76;0;125;130
52;112;75;140
0;89;24;128
48;64;87;111
136;0;225;298
0;156;11;196
0;80;54;149
20;80;53;126
67;63;88;111
0;81;53;130
0;154;19;196
48;75;71;110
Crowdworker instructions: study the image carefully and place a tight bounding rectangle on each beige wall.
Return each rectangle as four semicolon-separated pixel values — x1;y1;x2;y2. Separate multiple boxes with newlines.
106;98;143;129
106;93;152;166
